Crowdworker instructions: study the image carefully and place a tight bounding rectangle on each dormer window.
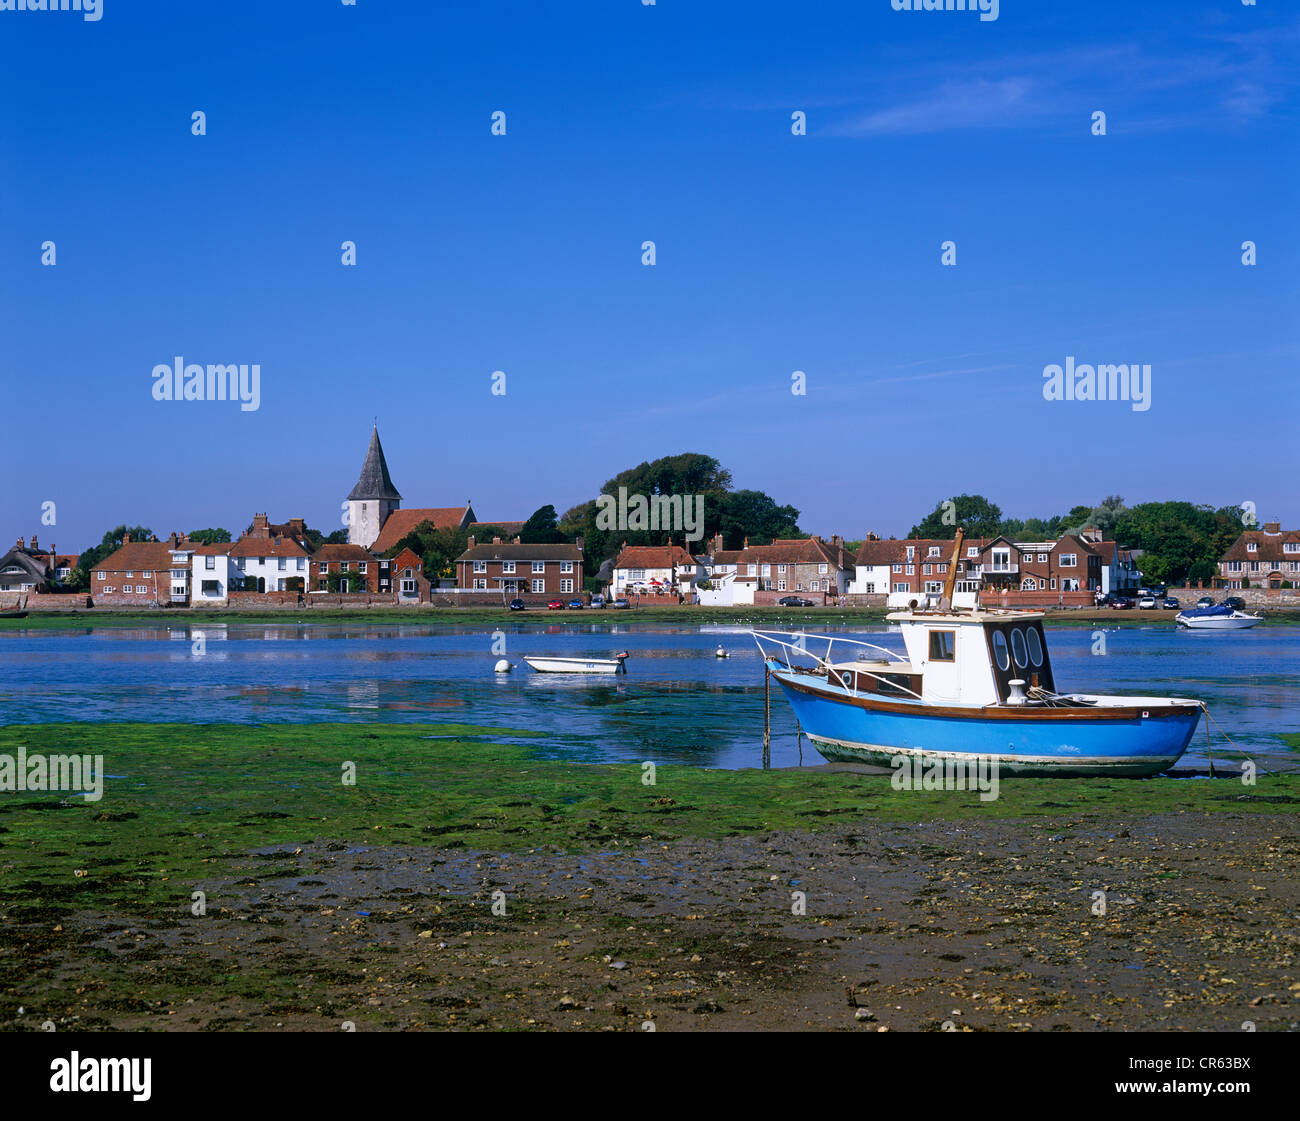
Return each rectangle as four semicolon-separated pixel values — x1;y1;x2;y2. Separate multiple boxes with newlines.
1247;542;1257;552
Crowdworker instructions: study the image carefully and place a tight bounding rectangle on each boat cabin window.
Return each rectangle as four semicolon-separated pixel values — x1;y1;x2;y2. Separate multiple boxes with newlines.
983;620;1055;701
1010;628;1029;668
928;630;956;662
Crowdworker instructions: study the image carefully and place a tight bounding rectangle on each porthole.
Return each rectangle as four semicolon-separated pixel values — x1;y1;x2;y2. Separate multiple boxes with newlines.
1026;627;1044;667
1010;628;1029;668
992;631;1010;671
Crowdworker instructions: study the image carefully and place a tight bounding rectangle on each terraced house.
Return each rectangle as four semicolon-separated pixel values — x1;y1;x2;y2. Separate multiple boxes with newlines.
1217;522;1300;589
92;533;187;606
711;536;855;599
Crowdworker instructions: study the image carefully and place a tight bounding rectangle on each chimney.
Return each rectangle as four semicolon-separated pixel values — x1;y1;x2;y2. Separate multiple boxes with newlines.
1264;521;1281;534
576;535;584;553
123;533;131;544
252;512;269;537
16;536;24;550
31;534;38;551
493;536;502;545
467;535;476;550
512;535;521;545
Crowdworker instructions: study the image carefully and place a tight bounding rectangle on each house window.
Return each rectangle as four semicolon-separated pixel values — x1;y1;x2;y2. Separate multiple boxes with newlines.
1059;554;1077;567
892;563;902;573
560;579;574;594
205;555;216;570
761;565;771;576
810;580;819;591
967;547;978;557
401;579;416;594
927;547;940;558
473;560;487;573
319;562;328;573
923;564;932;576
318;580;327;591
819;564;828;574
1023;577;1038;590
905;546;915;560
532;561;545;573
1247;542;1257;552
561;561;573;573
278;558;286;571
358;562;367;574
777;564;786;574
341;562;350;572
125;570;134;578
103;586;114;593
1038;553;1048;563
97;572;105;580
925;581;943;593
201;580;220;594
864;583;875;593
1022;553;1033;563
297;559;305;570
938;563;947;574
928;630;956;661
473;579;487;590
122;585;132;594
1050;578;1057;589
531;578;544;593
777;580;786;591
893;582;910;593
906;564;914;575
502;561;515;574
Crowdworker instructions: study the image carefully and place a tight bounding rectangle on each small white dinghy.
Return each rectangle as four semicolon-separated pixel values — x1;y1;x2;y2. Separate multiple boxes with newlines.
523;652;629;675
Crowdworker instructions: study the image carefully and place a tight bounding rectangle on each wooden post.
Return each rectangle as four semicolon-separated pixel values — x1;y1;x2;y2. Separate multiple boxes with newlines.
763;665;771;769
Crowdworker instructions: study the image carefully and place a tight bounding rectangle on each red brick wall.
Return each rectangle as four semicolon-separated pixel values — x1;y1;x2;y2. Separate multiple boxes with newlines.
456;559;583;595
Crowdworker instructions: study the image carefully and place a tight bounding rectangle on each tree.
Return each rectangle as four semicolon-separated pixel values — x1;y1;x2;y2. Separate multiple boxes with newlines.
910;495;1002;539
716;490;801;549
520;505;561;544
188;527;232;545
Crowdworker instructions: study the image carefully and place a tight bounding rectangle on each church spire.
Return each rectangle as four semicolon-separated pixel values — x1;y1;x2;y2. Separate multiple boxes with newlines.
347;426;402;502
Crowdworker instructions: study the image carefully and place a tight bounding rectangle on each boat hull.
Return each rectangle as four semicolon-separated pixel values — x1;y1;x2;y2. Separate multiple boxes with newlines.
769;665;1201;777
523;656;625;675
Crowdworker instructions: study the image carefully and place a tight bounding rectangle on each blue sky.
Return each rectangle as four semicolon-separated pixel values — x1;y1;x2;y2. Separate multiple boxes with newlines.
2;0;1296;552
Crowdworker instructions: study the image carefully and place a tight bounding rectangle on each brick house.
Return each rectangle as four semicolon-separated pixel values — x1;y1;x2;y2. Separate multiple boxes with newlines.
92;534;188;606
983;534;1102;595
456;538;585;598
712;537;855;599
850;537;980;600
310;543;386;594
391;546;431;603
1217;522;1300;589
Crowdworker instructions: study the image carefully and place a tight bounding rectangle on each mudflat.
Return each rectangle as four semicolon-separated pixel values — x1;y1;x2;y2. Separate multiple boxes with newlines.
1;724;1297;1031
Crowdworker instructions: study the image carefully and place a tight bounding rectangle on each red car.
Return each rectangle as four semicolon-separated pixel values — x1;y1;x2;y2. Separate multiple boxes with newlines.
547;600;565;610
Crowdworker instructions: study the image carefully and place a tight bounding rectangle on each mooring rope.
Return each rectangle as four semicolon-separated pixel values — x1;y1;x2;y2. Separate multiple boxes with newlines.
1199;702;1276;777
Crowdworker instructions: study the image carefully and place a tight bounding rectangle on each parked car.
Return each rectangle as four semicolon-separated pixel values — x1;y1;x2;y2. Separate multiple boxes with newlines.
1223;596;1246;610
1138;595;1157;609
590;595;606;609
508;598;525;611
1153;585;1168;598
1162;597;1180;610
567;599;584;610
547;600;565;610
1109;597;1133;609
611;598;630;609
1197;596;1215;608
778;596;815;607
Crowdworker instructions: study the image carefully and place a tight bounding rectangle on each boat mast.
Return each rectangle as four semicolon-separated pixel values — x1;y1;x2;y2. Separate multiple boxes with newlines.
939;527;965;611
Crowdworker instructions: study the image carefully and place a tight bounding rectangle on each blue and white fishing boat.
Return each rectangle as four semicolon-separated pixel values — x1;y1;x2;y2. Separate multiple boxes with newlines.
752;533;1203;777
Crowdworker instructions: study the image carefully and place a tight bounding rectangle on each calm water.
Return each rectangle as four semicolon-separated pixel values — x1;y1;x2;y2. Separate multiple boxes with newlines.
1;621;1297;771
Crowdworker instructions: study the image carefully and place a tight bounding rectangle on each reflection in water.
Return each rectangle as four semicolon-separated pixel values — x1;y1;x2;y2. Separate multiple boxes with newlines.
1;621;1297;771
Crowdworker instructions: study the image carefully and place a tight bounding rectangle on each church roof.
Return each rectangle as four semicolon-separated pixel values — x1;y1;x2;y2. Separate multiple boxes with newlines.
347;427;402;502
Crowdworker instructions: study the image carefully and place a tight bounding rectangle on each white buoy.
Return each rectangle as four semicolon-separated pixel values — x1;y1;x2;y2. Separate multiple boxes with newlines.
715;646;729;658
494;659;512;673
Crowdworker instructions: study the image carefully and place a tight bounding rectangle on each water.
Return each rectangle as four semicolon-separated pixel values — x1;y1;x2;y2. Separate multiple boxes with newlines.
1;620;1296;771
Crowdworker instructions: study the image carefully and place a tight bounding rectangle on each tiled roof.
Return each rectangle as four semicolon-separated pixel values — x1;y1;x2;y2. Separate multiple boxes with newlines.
373;507;473;552
1220;529;1300;564
853;538;964;566
96;540;182;571
611;544;695;570
228;536;309;558
312;544;377;563
457;543;583;562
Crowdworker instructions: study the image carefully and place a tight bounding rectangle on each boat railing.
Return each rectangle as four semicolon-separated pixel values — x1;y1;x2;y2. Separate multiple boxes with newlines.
751;630;925;701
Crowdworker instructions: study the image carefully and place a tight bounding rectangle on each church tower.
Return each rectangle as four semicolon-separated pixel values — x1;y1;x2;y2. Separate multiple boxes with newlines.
347;426;402;547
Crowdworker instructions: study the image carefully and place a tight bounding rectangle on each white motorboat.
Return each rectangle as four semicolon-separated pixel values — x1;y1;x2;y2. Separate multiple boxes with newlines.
1175;606;1262;630
523;652;629;675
